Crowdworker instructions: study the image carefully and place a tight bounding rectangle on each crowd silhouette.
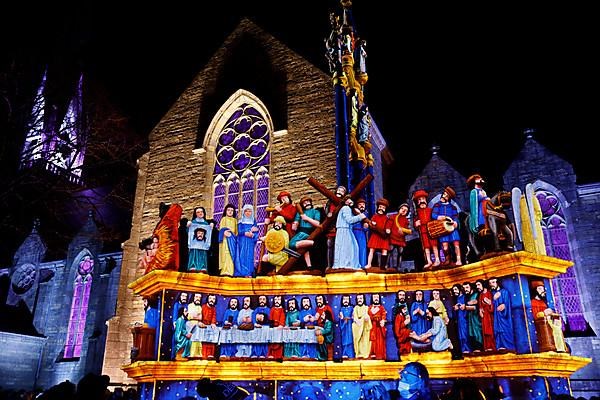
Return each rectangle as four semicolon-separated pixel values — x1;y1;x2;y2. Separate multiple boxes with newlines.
0;373;137;400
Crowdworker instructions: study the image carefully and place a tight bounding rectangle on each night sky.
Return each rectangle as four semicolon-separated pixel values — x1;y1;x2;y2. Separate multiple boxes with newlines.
3;1;599;203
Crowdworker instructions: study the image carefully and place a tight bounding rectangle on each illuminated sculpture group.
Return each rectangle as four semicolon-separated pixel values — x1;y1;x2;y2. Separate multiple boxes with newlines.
124;2;590;399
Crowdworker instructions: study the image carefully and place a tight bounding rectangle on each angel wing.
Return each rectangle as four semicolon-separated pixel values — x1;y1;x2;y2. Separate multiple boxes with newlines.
511;187;523;242
525;183;538;240
146;204;183;274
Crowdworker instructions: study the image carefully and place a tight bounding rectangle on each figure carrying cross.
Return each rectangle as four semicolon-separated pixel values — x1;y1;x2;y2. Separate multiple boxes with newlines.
277;174;373;275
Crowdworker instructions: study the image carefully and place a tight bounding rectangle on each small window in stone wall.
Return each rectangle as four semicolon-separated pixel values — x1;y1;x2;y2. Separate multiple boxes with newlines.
211;103;271;270
538;190;589;335
63;255;94;359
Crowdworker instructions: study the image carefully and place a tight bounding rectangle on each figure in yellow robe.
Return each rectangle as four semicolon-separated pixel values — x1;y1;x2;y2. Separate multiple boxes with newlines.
352;294;372;359
514;183;546;255
186;294;203;358
218;204;238;277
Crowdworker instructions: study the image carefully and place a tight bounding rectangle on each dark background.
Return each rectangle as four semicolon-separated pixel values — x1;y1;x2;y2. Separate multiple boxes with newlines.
2;1;599;258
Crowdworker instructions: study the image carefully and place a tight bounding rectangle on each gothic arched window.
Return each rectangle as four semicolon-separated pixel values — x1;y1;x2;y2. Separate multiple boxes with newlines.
537;189;587;333
64;254;94;358
210;97;271;268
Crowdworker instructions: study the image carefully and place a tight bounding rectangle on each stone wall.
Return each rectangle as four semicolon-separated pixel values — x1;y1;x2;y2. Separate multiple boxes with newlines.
504;138;600;397
567;184;600;397
103;19;340;384
0;332;46;390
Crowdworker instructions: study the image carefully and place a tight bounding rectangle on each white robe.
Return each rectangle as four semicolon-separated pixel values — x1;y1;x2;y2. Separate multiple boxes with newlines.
333;205;365;269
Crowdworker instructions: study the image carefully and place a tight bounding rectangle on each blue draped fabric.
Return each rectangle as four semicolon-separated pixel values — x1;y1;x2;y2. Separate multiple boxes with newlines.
492;287;516;351
221;308;240;357
339;305;355;358
456;294;471;353
236;221;258;277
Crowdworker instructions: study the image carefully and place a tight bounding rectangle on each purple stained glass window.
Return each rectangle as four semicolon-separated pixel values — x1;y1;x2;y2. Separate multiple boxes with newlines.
213;176;226;223
227;177;240;212
242;173;254;208
537;190;587;332
212;102;271;270
256;169;269;228
214;104;269;175
64;256;94;358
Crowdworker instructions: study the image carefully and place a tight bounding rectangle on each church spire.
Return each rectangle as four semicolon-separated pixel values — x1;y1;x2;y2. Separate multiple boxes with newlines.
50;73;85;183
20;68;48;169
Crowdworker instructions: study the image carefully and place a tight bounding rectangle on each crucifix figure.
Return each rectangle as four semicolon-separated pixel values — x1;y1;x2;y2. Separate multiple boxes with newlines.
277;174;373;275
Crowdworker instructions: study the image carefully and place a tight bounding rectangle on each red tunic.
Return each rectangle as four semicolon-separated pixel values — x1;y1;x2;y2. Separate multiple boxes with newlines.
268;306;286;358
531;298;549;318
325;200;338;238
316;304;334;327
367;213;391;251
414;207;434;249
368;305;387;360
393;313;412;355
478;290;496;351
390;214;410;247
201;304;217;358
269;203;298;238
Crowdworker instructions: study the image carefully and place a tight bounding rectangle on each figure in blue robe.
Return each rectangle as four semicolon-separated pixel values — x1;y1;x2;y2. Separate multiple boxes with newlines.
173;307;191;359
299;297;318;359
252;296;270;358
454;289;471;354
352;199;369;268
171;293;188;359
423;311;452;351
236;204;258;277
338;295;355;359
221;298;240;358
143;297;159;329
490;278;515;351
333;199;366;270
410;291;429;336
187;207;212;272
144;297;160;359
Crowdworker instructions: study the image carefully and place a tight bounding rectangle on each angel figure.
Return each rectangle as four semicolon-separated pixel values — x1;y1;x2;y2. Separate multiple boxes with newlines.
143;203;183;274
512;183;546;254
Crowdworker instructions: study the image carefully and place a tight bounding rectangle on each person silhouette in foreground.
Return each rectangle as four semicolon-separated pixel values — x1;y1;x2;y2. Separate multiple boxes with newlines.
195;378;249;400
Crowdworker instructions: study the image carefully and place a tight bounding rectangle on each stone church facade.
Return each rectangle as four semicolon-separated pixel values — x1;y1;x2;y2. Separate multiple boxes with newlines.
2;17;598;398
102;19;389;384
101;19;599;396
0;214;122;390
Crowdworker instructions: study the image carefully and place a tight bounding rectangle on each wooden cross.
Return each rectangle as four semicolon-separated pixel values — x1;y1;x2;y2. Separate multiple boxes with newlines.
277;174;373;275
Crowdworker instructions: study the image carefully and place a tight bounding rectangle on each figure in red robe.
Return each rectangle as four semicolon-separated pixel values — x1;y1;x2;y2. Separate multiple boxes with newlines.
393;303;412;357
265;191;297;238
530;280;567;353
366;198;392;269
412;190;440;270
368;293;387;360
143;203;183;274
476;279;496;352
315;294;334;328
200;294;218;359
268;295;286;359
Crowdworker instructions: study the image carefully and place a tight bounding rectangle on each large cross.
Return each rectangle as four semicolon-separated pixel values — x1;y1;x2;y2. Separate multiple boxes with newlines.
277;174;373;275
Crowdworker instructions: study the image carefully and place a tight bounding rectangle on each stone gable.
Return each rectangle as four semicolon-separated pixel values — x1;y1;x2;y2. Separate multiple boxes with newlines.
103;18;338;383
